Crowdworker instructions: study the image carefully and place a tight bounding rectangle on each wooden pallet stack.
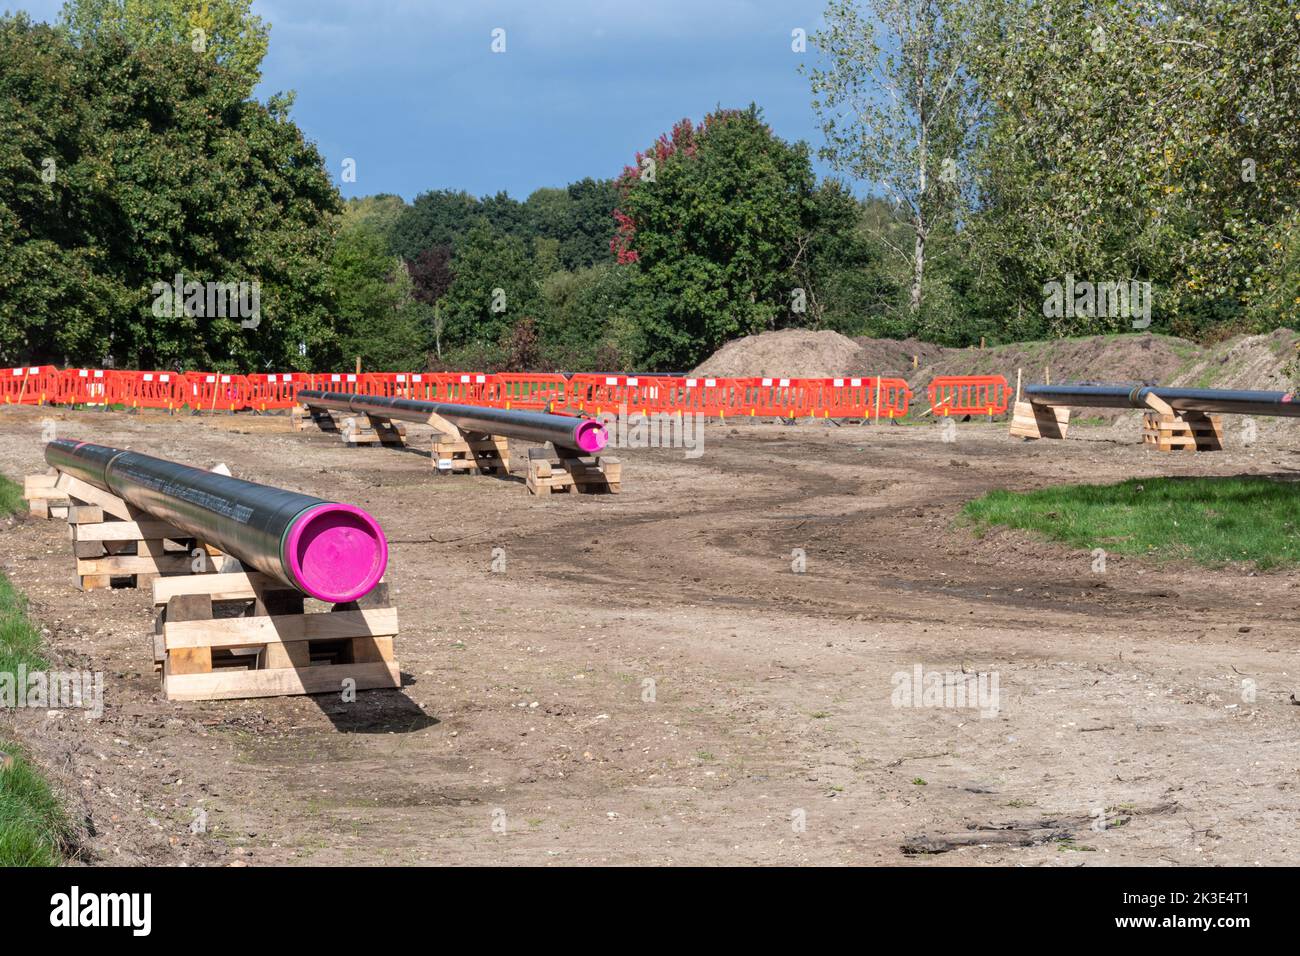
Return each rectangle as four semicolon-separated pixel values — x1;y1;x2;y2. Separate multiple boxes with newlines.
152;574;401;701
1008;401;1071;440
22;473;69;519
431;430;510;475
293;403;407;447
52;472;194;591
525;448;621;496
1142;411;1223;452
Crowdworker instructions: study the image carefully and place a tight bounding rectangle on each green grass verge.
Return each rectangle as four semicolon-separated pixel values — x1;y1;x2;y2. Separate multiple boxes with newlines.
0;474;24;518
0;474;71;865
963;475;1300;570
0;740;74;866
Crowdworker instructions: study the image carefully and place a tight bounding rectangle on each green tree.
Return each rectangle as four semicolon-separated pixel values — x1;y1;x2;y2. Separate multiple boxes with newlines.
60;0;270;94
330;222;429;369
967;0;1300;338
0;14;340;369
808;0;980;315
615;105;818;369
438;220;539;353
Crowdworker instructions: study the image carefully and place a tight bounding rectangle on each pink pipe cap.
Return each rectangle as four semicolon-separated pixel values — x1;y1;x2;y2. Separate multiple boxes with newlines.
574;420;609;453
284;503;388;603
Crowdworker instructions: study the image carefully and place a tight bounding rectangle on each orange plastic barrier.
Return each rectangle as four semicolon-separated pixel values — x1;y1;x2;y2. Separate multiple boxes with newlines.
567;374;679;416
244;372;304;411
927;375;1012;417
491;373;570;411
20;365;936;419
55;368;110;406
1;365;58;405
109;370;186;411
185;372;248;412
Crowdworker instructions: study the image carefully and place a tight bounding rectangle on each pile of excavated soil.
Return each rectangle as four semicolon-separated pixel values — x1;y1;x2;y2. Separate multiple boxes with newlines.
692;328;1300;424
691;329;863;378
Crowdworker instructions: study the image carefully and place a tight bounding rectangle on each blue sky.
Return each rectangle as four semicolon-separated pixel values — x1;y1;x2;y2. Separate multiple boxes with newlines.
13;0;843;202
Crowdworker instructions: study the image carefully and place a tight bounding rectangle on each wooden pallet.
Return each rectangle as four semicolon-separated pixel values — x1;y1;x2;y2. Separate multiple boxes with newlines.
152;573;401;701
525;448;622;496
293;404;407;446
1008;401;1071;440
432;431;510;475
23;473;69;519
1143;411;1222;451
54;473;196;591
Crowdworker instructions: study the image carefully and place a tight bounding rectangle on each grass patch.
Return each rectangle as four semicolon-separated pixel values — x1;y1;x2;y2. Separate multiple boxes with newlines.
0;740;74;866
0;474;24;518
0;474;70;865
963;475;1300;570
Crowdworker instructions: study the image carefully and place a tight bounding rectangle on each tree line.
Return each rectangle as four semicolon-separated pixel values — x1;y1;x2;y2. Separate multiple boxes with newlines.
3;1;1297;374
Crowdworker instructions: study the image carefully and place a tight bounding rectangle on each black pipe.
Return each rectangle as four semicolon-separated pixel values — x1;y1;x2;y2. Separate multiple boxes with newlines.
297;391;609;454
44;439;387;602
1024;383;1300;418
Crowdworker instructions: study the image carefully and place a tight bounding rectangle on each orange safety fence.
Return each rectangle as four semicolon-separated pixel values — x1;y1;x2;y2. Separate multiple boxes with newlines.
8;366;970;420
108;370;186;411
490;373;571;411
185;372;248;413
926;375;1012;417
244;372;305;411
1;365;59;405
55;368;111;405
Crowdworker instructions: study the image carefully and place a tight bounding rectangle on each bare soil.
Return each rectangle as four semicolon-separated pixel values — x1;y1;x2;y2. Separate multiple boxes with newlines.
3;404;1300;866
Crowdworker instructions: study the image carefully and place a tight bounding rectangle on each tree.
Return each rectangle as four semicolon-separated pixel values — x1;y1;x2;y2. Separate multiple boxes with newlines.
407;245;454;306
965;0;1300;339
341;194;408;252
808;0;980;315
389;190;482;261
437;220;539;352
613;105;818;369
525;178;619;270
60;0;270;94
329;222;429;369
0;14;340;369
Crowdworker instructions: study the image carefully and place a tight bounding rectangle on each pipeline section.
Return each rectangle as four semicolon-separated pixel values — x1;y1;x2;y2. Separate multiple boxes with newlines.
297;390;609;454
44;439;387;603
1024;383;1300;419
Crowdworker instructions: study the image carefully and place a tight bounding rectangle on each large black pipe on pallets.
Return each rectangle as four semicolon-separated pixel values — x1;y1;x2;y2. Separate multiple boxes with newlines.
1024;383;1300;418
44;439;388;603
296;390;610;455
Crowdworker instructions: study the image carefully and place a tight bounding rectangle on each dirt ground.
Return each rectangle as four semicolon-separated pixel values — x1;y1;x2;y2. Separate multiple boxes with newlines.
3;404;1300;866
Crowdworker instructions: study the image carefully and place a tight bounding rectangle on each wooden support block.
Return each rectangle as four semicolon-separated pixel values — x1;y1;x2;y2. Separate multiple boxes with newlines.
163;661;400;701
1009;401;1071;440
152;571;284;605
66;505;104;524
153;572;401;702
55;473;142;520
431;430;510;474
1142;411;1222;452
526;448;621;495
164;594;214;675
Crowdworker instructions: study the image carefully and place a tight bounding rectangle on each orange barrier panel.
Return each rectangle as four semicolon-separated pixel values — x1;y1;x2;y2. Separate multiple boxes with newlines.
1;365;59;405
244;372;304;411
185;372;248;412
110;371;186;411
567;374;679;416
56;368;111;406
927;375;1012;417
440;372;492;405
491;373;570;411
